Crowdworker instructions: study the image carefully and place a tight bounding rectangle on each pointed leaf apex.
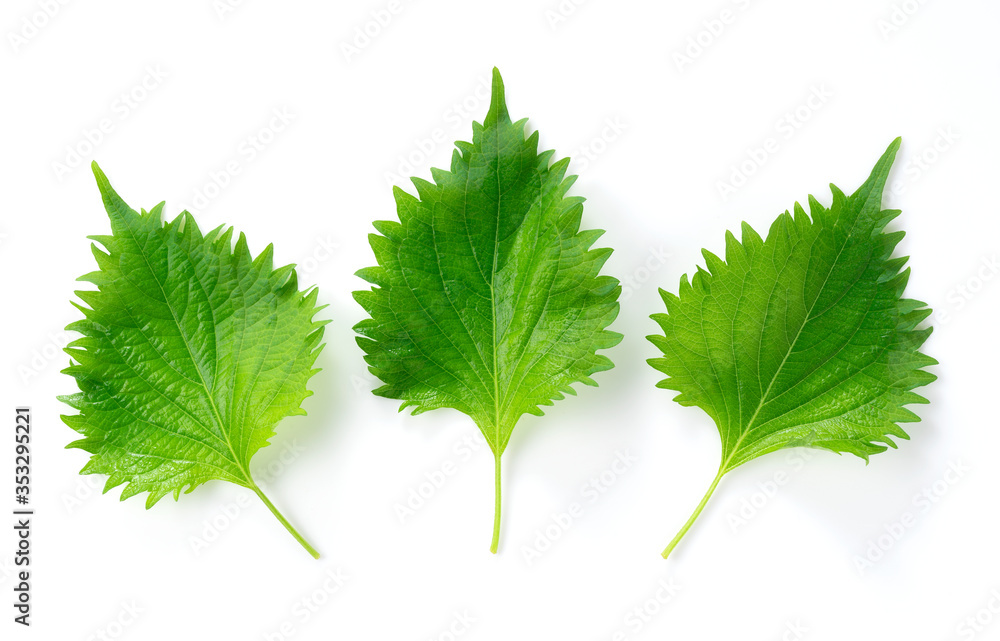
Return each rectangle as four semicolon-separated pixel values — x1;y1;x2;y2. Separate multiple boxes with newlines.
91;161;115;204
91;163;138;231
873;137;902;180
854;137;902;207
880;137;902;169
485;67;509;126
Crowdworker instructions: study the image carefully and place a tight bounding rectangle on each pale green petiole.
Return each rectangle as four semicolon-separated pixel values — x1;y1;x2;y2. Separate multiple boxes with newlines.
491;454;502;554
252;484;320;559
661;467;725;559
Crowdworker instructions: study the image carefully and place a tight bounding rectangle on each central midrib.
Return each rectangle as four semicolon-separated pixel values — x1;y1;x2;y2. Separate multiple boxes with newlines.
121;211;254;487
489;122;503;452
719;208;861;472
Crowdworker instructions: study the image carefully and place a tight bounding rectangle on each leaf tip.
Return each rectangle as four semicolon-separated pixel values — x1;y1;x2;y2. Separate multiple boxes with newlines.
485;67;509;125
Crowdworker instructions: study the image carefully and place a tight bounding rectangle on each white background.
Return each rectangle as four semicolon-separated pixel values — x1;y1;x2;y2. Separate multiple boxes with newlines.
1;0;998;639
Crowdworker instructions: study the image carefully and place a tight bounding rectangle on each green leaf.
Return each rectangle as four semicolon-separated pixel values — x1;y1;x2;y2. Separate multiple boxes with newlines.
60;163;327;558
354;68;622;553
648;139;936;559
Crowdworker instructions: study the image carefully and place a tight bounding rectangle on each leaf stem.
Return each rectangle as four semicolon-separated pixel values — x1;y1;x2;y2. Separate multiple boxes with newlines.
490;453;501;554
251;484;320;559
661;467;726;559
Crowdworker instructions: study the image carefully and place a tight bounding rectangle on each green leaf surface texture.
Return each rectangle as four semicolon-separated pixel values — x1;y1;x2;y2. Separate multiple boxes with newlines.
648;139;936;559
60;163;327;557
354;69;622;552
